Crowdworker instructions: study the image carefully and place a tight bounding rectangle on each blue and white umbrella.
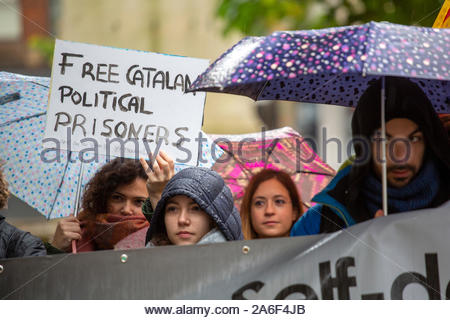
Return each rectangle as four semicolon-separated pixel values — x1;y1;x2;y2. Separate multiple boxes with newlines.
0;72;221;219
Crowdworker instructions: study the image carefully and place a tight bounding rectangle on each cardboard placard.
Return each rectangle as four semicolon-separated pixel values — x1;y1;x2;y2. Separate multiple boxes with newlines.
44;39;208;165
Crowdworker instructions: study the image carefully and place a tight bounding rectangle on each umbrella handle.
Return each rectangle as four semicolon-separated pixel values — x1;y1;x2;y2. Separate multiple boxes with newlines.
72;240;77;254
381;77;388;216
72;159;84;255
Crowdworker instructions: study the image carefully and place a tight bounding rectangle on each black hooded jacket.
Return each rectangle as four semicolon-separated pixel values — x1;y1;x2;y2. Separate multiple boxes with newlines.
308;77;449;233
0;215;46;259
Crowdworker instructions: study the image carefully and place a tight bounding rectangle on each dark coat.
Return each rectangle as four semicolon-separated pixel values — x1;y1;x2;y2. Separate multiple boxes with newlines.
146;167;243;244
291;164;449;236
348;77;450;218
291;77;450;236
0;215;46;259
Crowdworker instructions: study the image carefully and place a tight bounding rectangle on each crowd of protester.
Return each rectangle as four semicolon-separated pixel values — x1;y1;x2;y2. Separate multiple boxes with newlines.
0;77;449;259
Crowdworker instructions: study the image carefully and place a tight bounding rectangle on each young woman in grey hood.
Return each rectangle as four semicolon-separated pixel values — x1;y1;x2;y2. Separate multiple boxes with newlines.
145;167;243;246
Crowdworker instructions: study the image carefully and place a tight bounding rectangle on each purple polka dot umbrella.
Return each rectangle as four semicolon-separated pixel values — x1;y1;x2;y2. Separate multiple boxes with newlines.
190;22;449;113
190;21;450;215
0;72;222;219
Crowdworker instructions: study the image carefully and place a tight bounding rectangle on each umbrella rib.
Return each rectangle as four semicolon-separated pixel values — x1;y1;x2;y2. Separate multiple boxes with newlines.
0;112;46;128
226;169;334;179
255;80;270;100
48;151;74;219
30;81;50;89
236;158;254;180
361;22;373;77
295;169;335;176
301;74;341;103
222;148;254;179
264;138;280;169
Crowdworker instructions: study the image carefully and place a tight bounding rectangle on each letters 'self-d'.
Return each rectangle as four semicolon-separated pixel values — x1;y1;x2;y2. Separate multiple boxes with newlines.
232;253;446;300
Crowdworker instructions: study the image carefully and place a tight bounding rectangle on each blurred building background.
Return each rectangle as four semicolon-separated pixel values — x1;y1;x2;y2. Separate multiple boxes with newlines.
3;0;438;239
1;0;264;239
0;0;52;75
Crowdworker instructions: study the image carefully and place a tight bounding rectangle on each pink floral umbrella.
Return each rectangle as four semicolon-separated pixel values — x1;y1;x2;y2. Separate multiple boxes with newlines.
209;127;335;210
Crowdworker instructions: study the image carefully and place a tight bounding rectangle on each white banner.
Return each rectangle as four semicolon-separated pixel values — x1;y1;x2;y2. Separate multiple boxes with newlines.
1;205;449;299
44;39;209;165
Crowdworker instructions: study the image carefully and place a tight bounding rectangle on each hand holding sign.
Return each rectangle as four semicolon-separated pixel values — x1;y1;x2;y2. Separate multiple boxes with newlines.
140;150;175;210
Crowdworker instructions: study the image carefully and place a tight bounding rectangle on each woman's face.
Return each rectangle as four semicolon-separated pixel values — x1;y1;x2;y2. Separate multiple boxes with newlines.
164;195;212;245
250;178;298;238
106;178;148;216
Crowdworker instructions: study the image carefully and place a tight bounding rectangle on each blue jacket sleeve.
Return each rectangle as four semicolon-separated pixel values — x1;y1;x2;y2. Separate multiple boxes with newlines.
290;204;322;236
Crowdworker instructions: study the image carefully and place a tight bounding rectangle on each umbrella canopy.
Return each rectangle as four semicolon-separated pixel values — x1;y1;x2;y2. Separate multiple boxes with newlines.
0;72;221;219
191;22;450;216
0;72;109;219
209;127;335;210
190;21;449;114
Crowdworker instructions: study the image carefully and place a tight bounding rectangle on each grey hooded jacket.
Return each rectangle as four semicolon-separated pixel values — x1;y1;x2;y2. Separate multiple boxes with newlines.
145;167;243;245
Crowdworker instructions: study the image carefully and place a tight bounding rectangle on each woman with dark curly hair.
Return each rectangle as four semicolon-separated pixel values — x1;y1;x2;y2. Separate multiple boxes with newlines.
48;152;174;253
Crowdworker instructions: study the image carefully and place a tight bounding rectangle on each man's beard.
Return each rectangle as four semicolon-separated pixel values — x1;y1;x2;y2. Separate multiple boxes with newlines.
387;164;416;184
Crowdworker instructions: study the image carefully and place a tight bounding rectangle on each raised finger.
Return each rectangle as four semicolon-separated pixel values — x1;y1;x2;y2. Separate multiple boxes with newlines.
156;155;171;178
161;161;172;179
140;157;151;176
159;150;175;173
150;158;162;180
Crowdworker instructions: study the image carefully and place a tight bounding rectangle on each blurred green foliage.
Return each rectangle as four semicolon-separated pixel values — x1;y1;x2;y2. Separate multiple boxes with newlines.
28;35;55;67
216;0;445;36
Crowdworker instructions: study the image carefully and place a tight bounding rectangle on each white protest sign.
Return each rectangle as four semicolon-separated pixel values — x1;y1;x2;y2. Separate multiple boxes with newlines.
44;39;209;165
